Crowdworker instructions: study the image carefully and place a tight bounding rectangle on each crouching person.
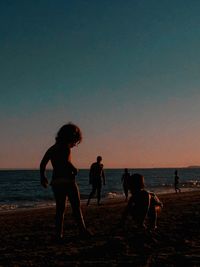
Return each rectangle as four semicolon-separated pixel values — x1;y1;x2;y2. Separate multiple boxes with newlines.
120;173;163;231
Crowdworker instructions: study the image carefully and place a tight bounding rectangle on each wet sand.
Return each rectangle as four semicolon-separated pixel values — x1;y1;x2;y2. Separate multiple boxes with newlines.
0;191;200;266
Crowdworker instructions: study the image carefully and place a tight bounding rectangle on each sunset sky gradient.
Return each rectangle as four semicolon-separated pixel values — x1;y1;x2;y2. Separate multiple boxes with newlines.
1;0;200;169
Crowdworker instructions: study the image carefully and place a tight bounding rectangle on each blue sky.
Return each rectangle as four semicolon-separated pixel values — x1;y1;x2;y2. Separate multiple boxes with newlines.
1;0;200;168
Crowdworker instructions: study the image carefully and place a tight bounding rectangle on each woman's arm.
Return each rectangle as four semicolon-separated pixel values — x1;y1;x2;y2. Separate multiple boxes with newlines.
40;149;51;188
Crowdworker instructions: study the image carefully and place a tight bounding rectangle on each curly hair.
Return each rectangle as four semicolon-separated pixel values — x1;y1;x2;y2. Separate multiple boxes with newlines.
55;123;82;145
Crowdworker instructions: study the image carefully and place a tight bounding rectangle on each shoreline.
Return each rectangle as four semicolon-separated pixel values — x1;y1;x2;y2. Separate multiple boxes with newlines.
1;191;200;266
0;187;199;214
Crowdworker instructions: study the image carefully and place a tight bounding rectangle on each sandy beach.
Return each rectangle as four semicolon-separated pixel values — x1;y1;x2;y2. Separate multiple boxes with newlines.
0;191;200;267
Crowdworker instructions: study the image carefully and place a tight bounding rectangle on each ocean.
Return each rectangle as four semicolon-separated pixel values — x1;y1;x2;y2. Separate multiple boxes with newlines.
0;168;199;212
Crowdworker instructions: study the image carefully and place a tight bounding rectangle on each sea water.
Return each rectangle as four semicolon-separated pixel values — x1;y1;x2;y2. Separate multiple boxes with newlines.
0;168;199;211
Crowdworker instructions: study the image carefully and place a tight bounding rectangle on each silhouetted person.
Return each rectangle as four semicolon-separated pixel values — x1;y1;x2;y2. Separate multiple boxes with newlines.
87;156;106;206
174;170;181;193
40;123;91;241
120;173;163;231
121;168;131;201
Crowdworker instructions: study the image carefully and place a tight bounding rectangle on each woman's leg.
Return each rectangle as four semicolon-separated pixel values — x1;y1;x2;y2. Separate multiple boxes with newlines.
52;185;67;239
68;183;87;232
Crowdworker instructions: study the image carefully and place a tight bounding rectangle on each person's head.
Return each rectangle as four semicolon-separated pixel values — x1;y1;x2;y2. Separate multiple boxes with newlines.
124;168;128;173
97;156;102;163
129;173;145;193
55;123;82;147
175;170;178;175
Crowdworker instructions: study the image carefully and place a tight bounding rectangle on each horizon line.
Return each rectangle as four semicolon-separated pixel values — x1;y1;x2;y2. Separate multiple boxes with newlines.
0;165;200;171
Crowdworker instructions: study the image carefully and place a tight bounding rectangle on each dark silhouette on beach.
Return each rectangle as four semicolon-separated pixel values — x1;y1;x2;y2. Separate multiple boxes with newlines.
40;123;90;241
87;156;106;206
121;168;131;201
174;170;181;193
120;173;163;231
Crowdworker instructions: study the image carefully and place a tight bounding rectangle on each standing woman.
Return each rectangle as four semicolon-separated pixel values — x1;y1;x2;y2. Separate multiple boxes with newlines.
40;123;90;241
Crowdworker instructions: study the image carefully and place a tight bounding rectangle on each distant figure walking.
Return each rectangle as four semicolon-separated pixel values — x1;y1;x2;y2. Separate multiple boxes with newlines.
121;168;131;201
87;156;106;206
40;123;90;241
120;173;163;231
174;170;181;193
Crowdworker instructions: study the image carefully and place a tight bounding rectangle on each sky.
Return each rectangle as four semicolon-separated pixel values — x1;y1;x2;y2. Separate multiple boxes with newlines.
1;0;200;169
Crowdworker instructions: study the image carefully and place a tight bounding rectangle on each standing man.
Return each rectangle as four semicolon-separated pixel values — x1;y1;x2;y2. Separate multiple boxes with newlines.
174;170;181;193
87;156;106;206
121;168;131;201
